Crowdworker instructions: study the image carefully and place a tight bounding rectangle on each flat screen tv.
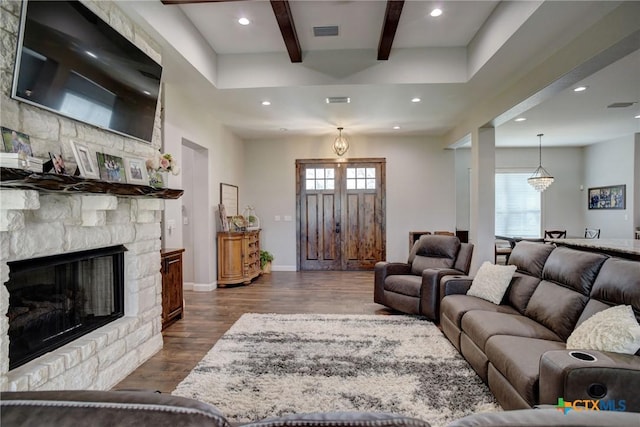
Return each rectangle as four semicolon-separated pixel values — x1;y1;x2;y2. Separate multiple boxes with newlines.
12;0;162;143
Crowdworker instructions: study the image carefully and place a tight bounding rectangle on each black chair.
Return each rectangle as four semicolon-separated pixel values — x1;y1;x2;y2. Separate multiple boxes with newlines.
544;230;567;239
494;236;516;264
585;228;601;239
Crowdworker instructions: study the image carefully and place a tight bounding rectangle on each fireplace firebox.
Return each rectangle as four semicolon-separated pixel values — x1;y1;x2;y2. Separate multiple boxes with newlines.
6;245;126;370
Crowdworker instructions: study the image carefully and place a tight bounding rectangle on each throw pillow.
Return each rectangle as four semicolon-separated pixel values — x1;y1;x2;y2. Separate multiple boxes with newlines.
466;261;517;305
566;305;640;355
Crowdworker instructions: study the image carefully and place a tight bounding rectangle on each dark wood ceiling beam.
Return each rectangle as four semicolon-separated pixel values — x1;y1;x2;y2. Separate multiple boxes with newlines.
377;0;404;60
270;0;302;63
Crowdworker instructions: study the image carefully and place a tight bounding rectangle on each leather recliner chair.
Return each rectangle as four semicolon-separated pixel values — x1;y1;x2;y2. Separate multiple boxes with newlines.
374;235;473;322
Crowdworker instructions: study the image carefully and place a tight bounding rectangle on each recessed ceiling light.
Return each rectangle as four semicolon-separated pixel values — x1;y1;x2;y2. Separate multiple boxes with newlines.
280;128;288;131
430;8;443;17
238;17;250;26
514;117;527;122
393;126;401;130
85;51;97;58
143;90;151;95
261;101;271;106
411;97;421;103
573;86;588;92
635;114;640;119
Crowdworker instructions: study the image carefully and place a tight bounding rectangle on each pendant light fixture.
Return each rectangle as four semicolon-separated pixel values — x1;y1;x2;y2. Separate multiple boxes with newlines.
332;127;349;156
527;133;554;192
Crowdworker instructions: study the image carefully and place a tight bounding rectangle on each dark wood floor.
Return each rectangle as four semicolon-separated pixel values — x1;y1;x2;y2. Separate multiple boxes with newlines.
116;271;395;392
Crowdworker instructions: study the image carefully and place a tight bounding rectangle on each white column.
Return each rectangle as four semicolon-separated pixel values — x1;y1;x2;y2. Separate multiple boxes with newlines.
470;127;495;273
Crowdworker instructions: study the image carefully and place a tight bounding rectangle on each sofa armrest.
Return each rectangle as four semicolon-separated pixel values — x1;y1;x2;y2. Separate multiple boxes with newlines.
419;268;464;321
440;275;473;296
374;262;412;303
539;350;640;411
0;390;230;427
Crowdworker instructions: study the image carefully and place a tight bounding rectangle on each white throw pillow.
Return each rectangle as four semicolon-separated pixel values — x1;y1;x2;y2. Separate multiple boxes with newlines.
567;305;640;355
466;261;517;305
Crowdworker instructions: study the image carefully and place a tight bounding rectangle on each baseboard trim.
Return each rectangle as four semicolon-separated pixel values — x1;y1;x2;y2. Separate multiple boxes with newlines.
184;281;217;291
272;265;297;272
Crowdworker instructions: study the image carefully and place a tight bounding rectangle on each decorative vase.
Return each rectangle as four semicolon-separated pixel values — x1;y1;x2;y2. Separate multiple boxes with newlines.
148;170;166;188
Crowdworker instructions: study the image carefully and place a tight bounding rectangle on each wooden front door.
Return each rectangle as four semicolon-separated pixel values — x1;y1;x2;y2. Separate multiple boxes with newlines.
297;158;386;271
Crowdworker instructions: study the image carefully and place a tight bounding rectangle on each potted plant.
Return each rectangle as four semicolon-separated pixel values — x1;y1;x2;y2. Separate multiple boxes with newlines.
260;250;274;274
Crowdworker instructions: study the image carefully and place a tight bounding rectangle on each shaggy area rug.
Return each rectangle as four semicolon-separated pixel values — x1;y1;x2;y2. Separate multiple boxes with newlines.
172;314;501;426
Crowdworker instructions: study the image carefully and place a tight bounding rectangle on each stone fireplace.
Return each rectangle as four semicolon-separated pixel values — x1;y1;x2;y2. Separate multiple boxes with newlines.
0;0;168;392
6;245;126;371
0;191;166;391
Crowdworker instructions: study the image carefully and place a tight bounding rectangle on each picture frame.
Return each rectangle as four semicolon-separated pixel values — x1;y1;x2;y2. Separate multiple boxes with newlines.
124;157;148;184
48;152;67;174
70;140;99;179
588;184;626;210
96;152;126;183
220;183;239;217
1;126;33;156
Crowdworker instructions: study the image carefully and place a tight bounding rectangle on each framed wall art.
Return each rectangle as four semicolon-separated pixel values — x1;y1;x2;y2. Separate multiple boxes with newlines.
220;183;239;216
588;184;626;210
70;140;99;179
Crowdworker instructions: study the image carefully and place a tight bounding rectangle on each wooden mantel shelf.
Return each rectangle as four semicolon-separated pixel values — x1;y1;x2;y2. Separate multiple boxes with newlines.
0;167;183;199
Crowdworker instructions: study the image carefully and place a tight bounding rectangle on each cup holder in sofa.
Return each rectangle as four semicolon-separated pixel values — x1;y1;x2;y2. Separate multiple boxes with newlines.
569;351;597;362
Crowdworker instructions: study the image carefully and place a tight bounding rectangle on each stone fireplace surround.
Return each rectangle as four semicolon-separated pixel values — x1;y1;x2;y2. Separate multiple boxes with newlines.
1;190;166;391
0;0;168;391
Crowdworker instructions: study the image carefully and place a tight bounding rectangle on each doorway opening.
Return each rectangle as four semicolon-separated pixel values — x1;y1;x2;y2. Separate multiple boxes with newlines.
296;158;386;271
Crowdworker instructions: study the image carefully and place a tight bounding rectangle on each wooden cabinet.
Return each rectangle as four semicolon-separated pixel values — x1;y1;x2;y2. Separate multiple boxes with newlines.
161;248;184;330
217;230;261;286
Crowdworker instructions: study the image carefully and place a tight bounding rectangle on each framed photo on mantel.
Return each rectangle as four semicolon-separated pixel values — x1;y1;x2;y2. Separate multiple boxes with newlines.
588;184;626;210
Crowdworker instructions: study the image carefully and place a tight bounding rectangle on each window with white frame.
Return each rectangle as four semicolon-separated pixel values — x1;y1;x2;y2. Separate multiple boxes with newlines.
495;172;541;238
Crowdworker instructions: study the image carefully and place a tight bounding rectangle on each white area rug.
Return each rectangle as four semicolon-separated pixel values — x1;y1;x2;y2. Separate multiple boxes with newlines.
172;314;500;426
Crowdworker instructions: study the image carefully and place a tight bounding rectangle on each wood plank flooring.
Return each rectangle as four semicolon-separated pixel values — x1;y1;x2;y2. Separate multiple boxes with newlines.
116;271;396;392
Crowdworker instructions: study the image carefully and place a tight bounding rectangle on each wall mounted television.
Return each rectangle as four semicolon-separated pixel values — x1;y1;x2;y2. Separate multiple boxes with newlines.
12;0;162;143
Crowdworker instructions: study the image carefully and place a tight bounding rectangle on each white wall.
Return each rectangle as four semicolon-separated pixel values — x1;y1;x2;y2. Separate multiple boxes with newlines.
455;146;585;238
583;136;636;238
243;135;456;268
162;83;245;288
496;146;584;237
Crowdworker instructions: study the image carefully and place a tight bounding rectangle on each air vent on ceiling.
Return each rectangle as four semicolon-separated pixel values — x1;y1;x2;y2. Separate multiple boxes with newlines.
607;102;637;108
314;26;339;37
326;97;351;104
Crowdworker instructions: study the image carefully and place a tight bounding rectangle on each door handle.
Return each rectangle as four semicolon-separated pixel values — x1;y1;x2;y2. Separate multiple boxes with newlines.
335;222;341;234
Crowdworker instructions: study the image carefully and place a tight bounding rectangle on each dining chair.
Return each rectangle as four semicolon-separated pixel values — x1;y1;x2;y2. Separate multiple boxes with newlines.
544;230;567;239
494;237;516;264
584;228;601;239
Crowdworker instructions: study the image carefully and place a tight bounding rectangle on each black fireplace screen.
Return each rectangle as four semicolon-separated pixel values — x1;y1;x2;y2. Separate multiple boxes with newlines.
6;245;125;370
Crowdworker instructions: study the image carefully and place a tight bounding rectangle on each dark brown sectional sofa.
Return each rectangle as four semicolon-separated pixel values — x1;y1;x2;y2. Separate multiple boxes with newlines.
439;241;640;411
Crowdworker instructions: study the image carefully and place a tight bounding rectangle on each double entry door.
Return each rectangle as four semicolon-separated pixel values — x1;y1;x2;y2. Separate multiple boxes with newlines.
296;158;386;271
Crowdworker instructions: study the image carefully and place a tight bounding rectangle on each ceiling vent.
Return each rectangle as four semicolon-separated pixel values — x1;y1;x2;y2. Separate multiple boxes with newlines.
607;102;636;108
326;97;351;104
314;26;339;37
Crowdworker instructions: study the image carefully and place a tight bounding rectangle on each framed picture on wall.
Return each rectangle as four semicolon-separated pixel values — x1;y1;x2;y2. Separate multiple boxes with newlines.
220;183;239;216
588;184;626;210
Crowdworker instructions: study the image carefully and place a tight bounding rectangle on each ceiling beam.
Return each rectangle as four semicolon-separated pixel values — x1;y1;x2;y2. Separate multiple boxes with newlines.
270;0;302;63
377;0;405;60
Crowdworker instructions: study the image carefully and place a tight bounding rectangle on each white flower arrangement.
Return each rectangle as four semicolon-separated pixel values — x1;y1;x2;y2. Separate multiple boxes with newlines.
146;152;180;175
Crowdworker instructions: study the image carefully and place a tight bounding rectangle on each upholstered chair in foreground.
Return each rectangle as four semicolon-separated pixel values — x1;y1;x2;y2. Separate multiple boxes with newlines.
374;235;473;322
